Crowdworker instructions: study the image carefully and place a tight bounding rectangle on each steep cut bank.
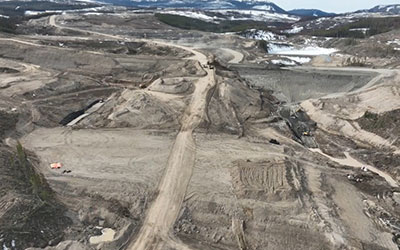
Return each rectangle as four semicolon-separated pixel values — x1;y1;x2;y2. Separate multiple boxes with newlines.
0;112;71;249
234;66;375;102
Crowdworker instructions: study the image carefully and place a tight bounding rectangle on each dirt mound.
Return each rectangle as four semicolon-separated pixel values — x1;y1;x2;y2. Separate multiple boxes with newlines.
78;64;276;134
206;69;275;135
148;78;194;95
129;42;194;58
32;88;117;128
163;60;206;77
109;59;205;87
79;90;184;129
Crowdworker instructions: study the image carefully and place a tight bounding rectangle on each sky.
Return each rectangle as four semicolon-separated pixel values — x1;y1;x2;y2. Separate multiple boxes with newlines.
271;0;400;13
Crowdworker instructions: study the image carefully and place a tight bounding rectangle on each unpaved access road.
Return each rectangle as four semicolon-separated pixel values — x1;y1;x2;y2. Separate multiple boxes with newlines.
310;148;399;188
221;48;244;64
127;69;216;250
127;131;196;250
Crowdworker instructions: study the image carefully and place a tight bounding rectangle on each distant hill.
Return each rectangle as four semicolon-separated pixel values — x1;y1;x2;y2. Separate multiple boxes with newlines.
288;9;336;17
99;0;287;13
355;4;400;15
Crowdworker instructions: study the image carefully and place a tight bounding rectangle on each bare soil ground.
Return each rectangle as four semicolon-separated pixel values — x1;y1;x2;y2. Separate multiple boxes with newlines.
0;10;400;250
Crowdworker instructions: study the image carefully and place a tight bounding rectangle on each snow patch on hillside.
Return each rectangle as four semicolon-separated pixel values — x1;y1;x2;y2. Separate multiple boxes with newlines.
269;43;338;56
283;56;311;64
284;26;303;34
253;5;275;11
241;29;285;41
160;10;221;23
271;59;296;66
214;9;300;22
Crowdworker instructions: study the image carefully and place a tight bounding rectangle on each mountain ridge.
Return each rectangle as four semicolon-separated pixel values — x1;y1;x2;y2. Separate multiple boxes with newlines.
288;8;336;17
356;4;400;15
97;0;288;13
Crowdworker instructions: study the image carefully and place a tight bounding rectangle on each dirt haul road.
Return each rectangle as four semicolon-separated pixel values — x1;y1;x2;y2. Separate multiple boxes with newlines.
310;148;399;187
221;48;244;64
129;62;216;249
48;14;217;250
128;69;216;250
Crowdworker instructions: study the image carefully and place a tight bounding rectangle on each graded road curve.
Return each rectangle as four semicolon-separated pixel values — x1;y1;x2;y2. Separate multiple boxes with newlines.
221;48;244;64
48;14;216;250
